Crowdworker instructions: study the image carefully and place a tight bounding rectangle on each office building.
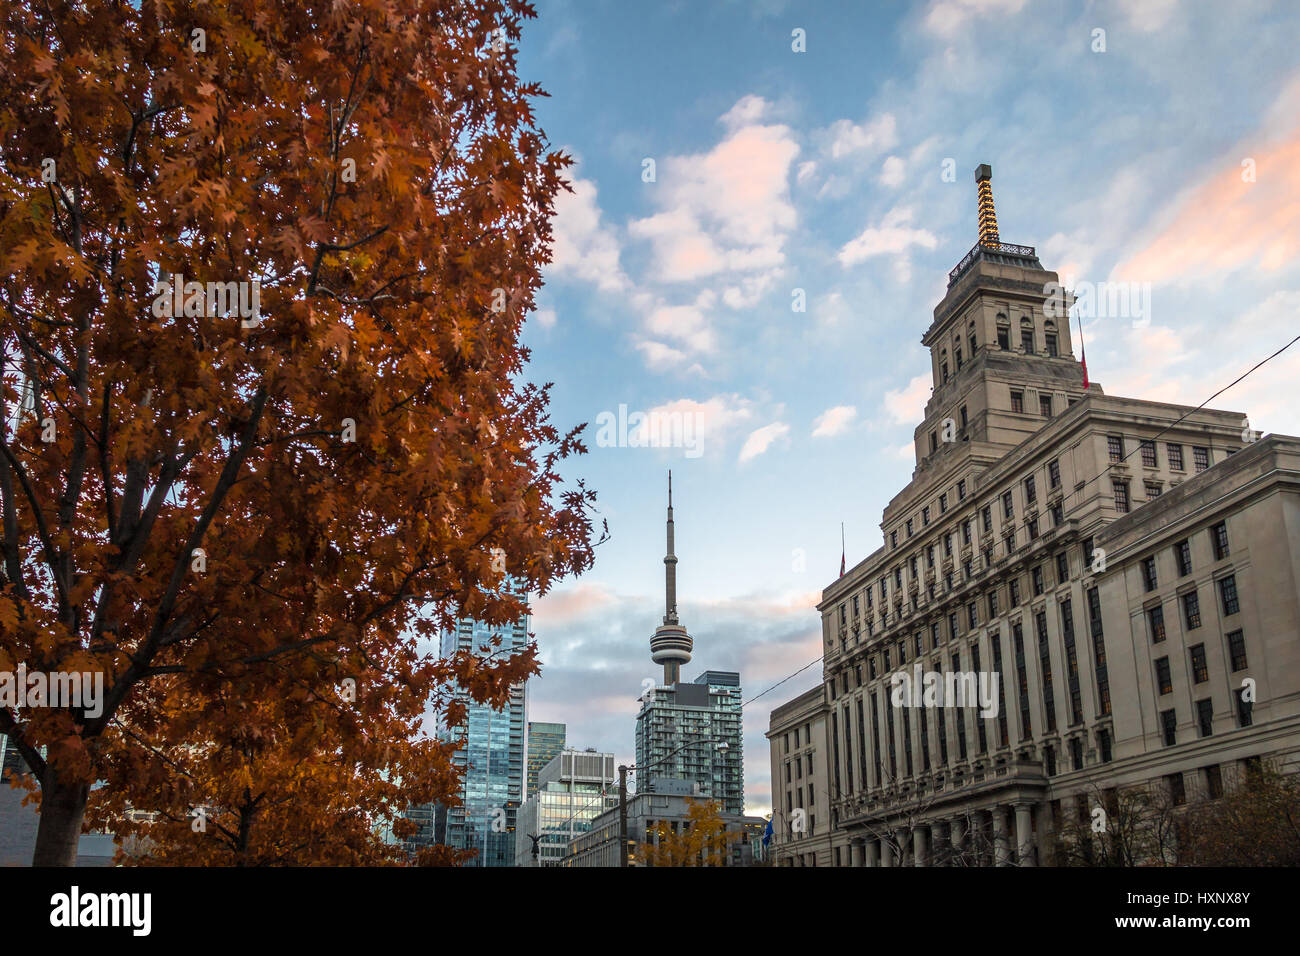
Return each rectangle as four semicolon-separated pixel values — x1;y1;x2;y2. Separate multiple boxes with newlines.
768;165;1300;866
514;748;617;867
525;722;566;799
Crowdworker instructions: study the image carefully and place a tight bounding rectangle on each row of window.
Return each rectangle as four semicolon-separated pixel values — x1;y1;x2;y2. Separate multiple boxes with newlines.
1140;522;1231;592
1153;625;1248;699
1108;435;1212;473
1159;689;1253;751
937;314;1062;386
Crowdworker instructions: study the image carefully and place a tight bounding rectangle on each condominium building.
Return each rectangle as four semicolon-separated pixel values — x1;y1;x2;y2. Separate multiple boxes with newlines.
514;748;617;867
768;165;1300;866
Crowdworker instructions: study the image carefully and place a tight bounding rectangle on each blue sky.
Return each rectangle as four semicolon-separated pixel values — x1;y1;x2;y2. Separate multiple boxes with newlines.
512;0;1300;814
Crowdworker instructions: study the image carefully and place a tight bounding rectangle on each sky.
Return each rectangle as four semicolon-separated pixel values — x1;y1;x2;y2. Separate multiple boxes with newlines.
509;0;1300;816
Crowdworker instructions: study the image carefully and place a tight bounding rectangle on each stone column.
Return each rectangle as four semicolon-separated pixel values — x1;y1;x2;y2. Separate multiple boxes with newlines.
913;826;926;866
1015;803;1035;866
865;839;879;867
950;815;965;863
992;806;1010;866
879;837;893;867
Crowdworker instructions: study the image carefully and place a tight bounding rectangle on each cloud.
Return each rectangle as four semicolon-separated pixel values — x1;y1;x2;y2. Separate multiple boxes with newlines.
879;155;906;187
533;307;557;329
645;303;717;354
549;176;628;292
811;405;858;438
739;422;791;463
883;373;932;426
721;93;768;128
1116;75;1300;285
922;0;1028;37
838;206;940;267
629;100;799;286
825;113;898;160
627;394;758;454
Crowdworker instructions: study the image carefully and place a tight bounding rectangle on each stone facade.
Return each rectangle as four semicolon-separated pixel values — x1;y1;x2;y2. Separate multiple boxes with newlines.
767;170;1300;867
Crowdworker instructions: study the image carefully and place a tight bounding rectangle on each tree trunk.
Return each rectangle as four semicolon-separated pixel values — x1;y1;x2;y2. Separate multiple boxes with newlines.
32;770;90;866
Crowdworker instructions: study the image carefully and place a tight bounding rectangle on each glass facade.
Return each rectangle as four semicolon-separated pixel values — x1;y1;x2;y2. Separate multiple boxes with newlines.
515;750;617;866
401;611;529;866
525;722;566;798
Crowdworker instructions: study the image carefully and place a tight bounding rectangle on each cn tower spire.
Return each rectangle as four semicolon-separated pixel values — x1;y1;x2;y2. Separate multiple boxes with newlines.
664;470;678;625
650;470;692;685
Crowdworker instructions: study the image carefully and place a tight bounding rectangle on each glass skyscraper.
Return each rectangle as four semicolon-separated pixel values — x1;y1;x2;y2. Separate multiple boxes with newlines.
525;721;566;798
401;609;529;866
514;749;617;867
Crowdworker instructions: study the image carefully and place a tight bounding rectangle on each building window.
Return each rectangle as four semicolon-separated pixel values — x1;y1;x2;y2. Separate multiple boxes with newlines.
1112;479;1130;513
1002;491;1014;520
1069;736;1084;770
987;591;999;619
1167;443;1184;470
968;602;978;629
1031;566;1045;596
1004;532;1015;555
1024;475;1037;504
1211;521;1230;560
1098;728;1112;763
997;326;1010;350
1183;590;1202;630
922;505;931;526
1189;644;1209;683
931;622;941;649
1010;390;1024;413
981;505;992;534
926;545;935;569
1226;629;1247;671
1044;745;1056;776
1196;698;1214;737
1193;446;1210;473
1168;772;1186;806
929;431;938;453
1107;435;1124;463
906;518;914;537
960;406;968;430
1028;517;1039;540
1140;556;1158;592
1174;539;1192;576
1160;708;1177;746
944;535;953;558
957;479;967;500
1039;394;1052;417
1236;688;1253;727
962;521;972;546
1219;574;1240;616
1056;551;1069;583
1140;439;1157;467
1021;330;1034;354
890;531;897;549
1144;480;1162;499
1205;764;1223;799
940;493;948;514
1050;501;1064;526
1048;458;1061;489
1045;332;1058;357
942;362;949;383
1148;604;1166;643
1010;577;1022;605
1155;657;1172;695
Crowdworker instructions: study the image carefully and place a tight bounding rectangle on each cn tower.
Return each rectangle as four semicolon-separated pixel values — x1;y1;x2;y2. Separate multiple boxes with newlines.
649;471;693;685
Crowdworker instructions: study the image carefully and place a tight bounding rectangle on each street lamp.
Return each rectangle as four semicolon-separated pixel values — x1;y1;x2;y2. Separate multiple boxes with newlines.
617;737;730;868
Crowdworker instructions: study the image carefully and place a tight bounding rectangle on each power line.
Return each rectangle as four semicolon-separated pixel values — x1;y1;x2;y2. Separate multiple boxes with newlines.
742;657;822;709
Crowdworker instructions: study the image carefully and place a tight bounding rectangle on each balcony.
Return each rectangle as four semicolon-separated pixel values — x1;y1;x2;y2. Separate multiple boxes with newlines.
947;240;1041;288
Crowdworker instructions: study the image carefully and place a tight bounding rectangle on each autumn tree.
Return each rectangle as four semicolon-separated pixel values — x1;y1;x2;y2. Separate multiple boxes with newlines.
1179;761;1300;866
636;799;738;867
0;0;600;864
1051;783;1181;867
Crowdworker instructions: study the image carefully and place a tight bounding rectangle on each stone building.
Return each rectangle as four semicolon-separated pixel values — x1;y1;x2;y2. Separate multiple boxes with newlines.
766;165;1300;866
